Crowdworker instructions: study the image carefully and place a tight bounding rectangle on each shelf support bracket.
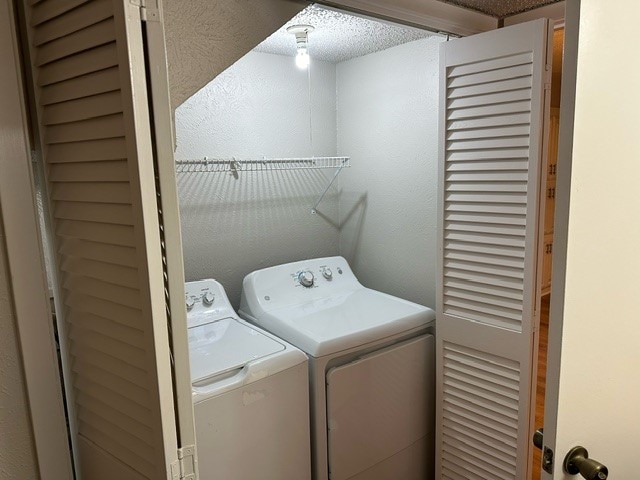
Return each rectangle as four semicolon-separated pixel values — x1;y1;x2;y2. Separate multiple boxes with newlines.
312;158;348;214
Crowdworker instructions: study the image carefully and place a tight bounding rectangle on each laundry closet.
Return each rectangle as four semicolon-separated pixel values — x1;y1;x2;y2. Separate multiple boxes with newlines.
15;0;561;478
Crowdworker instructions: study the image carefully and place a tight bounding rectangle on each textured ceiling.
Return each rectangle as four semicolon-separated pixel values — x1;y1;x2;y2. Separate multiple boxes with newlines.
254;5;433;63
438;0;563;18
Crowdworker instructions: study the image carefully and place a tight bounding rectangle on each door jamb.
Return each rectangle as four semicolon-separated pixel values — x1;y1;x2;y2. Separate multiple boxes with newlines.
540;1;580;477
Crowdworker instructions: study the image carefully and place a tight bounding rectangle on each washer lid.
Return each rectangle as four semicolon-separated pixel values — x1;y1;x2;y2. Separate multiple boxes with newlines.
188;317;285;384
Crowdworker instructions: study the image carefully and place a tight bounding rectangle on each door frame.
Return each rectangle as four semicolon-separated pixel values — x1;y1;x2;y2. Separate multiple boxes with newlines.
539;1;580;477
143;0;200;467
0;0;73;478
317;0;497;35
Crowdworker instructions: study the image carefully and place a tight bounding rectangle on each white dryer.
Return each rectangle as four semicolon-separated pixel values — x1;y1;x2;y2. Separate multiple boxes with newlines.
239;257;436;480
186;279;311;480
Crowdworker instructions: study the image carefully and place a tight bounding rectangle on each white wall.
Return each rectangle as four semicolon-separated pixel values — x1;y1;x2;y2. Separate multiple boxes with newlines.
337;37;444;308
175;51;339;306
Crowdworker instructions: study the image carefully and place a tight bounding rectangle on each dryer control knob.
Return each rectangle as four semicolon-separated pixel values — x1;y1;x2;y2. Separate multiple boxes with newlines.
322;268;333;280
298;271;315;288
185;296;195;311
202;292;215;306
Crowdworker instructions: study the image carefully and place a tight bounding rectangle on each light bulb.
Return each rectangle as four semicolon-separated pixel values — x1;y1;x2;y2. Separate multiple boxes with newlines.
287;25;314;70
295;49;310;69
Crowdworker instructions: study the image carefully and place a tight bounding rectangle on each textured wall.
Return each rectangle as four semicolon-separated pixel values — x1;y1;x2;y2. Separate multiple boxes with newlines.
337;37;444;308
163;0;308;110
0;203;39;480
175;51;339;307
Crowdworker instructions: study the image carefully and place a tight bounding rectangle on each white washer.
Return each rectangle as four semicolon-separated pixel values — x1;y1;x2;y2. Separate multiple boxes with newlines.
186;279;311;480
239;257;436;480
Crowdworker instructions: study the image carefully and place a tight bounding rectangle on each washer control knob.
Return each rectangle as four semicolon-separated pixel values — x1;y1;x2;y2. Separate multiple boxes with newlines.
202;292;215;306
185;297;195;311
322;268;333;280
298;271;315;288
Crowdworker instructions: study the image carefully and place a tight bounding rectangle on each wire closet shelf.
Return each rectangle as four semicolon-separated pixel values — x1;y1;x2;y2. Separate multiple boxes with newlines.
174;156;350;174
174;156;350;214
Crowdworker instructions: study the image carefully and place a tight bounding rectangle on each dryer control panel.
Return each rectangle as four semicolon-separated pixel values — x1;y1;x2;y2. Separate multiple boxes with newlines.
286;258;356;293
292;264;342;289
241;256;362;313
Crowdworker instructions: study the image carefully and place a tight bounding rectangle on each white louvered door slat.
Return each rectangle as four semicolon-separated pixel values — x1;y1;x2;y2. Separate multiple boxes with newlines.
23;1;183;479
437;19;552;479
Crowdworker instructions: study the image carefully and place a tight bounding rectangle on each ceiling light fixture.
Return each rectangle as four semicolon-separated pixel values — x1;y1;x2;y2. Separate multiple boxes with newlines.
287;24;315;70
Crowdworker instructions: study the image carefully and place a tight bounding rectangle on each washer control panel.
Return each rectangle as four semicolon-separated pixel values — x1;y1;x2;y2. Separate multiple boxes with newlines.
185;279;236;328
185;288;215;311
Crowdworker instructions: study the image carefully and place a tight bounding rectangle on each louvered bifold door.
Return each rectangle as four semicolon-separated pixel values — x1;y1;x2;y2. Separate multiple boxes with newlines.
436;19;552;479
23;1;180;479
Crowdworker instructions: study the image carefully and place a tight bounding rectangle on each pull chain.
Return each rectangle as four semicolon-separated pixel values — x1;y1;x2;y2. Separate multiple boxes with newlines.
307;46;313;155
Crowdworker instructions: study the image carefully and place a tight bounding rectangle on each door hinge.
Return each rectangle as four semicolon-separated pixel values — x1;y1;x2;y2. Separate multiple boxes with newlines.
131;0;160;22
171;445;198;480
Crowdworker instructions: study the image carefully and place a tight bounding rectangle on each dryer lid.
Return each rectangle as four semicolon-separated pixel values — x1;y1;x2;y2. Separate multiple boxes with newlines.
188;317;285;384
247;289;435;357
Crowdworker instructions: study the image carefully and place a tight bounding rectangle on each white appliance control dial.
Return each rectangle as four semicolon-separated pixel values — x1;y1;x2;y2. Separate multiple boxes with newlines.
202;292;215;306
322;268;333;280
298;271;315;288
185;297;195;311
